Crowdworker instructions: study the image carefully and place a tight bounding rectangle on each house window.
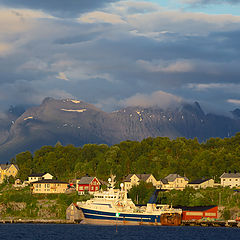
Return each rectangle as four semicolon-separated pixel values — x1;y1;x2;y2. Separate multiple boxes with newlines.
96;186;98;190
84;186;89;190
79;186;83;190
91;186;94;190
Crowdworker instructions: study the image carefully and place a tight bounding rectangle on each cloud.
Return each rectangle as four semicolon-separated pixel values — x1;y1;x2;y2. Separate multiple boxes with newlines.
183;0;240;5
227;99;240;105
0;1;240;114
137;59;194;73
0;43;12;56
187;83;240;92
120;91;183;109
0;80;74;110
0;0;118;18
56;72;69;81
79;11;126;24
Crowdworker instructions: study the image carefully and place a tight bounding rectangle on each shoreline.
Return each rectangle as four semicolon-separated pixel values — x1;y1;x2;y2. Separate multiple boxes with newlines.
0;219;79;224
0;219;240;228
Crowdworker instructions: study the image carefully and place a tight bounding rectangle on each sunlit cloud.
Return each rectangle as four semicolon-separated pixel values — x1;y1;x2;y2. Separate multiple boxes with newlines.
79;11;126;24
120;91;183;109
56;72;69;81
227;99;240;105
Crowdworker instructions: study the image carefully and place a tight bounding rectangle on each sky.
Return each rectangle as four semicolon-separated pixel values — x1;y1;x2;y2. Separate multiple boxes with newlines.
0;0;240;114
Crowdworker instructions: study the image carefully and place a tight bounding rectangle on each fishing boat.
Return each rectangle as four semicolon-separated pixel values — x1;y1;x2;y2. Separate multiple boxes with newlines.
77;176;182;225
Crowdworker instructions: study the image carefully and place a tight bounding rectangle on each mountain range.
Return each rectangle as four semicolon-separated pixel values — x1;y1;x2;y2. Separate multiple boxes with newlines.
0;97;240;162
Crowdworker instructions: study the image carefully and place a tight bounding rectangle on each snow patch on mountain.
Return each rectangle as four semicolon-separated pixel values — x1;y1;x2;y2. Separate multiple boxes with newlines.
24;116;33;121
61;109;86;113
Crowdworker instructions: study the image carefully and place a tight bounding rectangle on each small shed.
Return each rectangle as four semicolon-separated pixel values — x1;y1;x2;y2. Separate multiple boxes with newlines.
180;206;218;221
66;203;83;221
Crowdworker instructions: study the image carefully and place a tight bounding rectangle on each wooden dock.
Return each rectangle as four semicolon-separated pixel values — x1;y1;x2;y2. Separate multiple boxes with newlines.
182;220;240;228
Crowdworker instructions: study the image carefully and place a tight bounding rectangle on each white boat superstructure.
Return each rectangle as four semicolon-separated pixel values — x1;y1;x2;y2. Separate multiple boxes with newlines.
77;176;182;225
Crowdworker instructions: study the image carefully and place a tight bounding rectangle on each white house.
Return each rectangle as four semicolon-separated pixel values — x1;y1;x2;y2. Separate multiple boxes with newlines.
220;172;240;188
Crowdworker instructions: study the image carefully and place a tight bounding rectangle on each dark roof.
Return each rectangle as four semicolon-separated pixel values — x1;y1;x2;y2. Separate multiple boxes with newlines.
124;174;153;182
164;174;189;182
161;179;168;184
78;176;96;185
124;174;134;182
176;206;218;211
0;164;19;170
33;179;68;184
188;178;211;184
67;203;80;210
28;173;45;177
220;172;240;178
99;179;108;185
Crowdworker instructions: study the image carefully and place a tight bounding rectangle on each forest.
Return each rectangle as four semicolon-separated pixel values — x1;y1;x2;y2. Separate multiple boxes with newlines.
11;133;240;183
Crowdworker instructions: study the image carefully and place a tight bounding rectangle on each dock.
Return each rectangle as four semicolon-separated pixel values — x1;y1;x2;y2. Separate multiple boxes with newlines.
182;220;240;228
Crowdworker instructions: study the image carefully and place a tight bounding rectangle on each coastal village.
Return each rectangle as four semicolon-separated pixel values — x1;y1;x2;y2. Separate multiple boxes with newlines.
1;162;240;226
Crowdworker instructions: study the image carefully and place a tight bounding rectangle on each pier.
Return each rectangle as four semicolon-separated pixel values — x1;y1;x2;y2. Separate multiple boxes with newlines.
181;220;240;228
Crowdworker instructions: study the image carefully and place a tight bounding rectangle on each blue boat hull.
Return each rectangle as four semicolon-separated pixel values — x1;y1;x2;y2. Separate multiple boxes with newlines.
81;207;161;225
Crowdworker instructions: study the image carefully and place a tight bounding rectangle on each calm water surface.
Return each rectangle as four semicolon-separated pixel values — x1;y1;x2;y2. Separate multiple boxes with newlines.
0;224;240;240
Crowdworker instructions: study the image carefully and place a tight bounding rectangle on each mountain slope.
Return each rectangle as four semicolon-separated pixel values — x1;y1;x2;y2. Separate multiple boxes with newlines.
0;98;240;161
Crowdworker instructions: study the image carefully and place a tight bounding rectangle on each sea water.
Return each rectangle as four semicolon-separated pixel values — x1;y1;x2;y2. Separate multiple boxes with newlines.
0;224;239;240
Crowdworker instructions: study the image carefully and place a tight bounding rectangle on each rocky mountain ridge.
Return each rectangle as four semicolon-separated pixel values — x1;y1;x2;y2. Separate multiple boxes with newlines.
0;97;240;161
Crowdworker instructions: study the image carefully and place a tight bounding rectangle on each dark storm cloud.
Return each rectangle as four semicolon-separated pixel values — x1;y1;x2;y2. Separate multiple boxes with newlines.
0;0;117;17
1;1;240;113
54;32;101;45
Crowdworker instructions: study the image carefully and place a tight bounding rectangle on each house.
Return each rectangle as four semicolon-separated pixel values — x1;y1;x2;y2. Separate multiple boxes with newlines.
188;178;215;189
28;172;53;183
66;203;83;221
0;164;19;183
160;174;189;190
77;176;101;195
220;172;240;188
32;179;68;194
180;206;218;221
124;174;158;191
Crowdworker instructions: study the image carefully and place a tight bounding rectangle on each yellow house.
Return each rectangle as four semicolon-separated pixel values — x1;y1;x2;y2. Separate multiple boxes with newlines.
32;179;68;194
160;174;189;190
188;178;215;189
0;164;19;183
124;174;158;191
28;173;53;183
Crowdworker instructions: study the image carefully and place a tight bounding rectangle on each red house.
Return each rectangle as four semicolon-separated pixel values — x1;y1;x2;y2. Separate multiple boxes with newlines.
77;176;101;195
180;206;218;221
